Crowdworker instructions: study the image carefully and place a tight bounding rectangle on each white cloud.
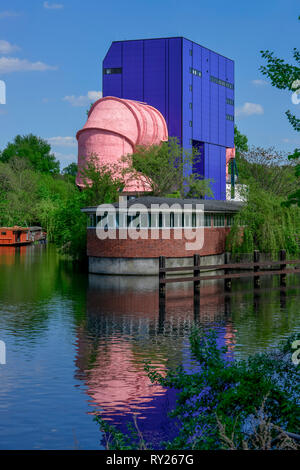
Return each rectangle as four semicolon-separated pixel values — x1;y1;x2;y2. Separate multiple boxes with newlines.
235;102;264;118
0;57;57;74
43;2;64;9
63;90;102;107
0;11;19;19
252;79;268;87
0;80;5;104
47;136;77;147
0;40;20;54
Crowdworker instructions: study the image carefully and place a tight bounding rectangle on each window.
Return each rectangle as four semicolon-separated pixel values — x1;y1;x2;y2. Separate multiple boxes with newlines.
190;67;202;77
210;76;234;89
189;139;193;145
226;114;234;122
204;214;211;227
88;214;96;227
189;49;193;56
189;102;192;109
189;121;193;127
103;67;122;75
189;84;193;92
213;214;225;227
1;232;6;235
226;98;234;106
226;214;235;226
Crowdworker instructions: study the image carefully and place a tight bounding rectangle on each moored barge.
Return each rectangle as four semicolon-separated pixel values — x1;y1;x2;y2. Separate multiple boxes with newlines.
0;226;45;246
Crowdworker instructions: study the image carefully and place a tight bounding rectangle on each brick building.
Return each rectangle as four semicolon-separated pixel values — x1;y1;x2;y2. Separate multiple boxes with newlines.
82;197;242;274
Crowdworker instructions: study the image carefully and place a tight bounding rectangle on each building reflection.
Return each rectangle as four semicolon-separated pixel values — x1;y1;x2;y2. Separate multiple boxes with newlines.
74;274;237;444
0;246;27;265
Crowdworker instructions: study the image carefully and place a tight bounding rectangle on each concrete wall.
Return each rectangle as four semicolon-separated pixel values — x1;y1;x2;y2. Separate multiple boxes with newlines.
89;253;225;275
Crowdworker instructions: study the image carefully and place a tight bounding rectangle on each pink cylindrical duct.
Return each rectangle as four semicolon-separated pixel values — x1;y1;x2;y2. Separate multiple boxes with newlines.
226;147;236;181
76;96;168;192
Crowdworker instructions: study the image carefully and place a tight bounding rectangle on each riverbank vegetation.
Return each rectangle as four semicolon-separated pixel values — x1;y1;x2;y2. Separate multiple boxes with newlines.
227;143;300;256
95;329;300;450
0;127;299;259
0;135;214;259
228;15;300;255
0;134;123;259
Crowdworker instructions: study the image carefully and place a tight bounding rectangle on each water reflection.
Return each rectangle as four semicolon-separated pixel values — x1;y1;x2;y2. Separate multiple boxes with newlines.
0;245;299;449
0;246;28;265
75;271;300;444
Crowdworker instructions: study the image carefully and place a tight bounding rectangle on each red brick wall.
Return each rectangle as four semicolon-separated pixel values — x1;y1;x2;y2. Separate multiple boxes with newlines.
87;227;231;258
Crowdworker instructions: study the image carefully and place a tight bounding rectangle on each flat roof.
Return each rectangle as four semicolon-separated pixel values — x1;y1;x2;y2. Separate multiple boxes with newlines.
82;197;243;213
108;37;234;63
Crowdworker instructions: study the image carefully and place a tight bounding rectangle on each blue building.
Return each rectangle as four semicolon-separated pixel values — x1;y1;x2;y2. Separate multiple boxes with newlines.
102;37;234;200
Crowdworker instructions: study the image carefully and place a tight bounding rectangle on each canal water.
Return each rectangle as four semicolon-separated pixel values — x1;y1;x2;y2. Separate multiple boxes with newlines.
0;245;299;449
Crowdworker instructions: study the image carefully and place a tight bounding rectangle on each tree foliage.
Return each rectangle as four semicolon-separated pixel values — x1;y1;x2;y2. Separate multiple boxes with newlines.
226;185;300;256
283;149;300;207
236;145;298;198
122;137;214;199
62;162;78;177
234;125;248;157
79;154;124;206
260;15;300;205
0;134;60;174
0;135;123;259
95;330;300;450
260;15;300;132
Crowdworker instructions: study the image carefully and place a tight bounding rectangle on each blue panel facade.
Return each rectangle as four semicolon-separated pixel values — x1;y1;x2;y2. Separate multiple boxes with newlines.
167;38;182;140
123;41;143;100
201;47;210;145
103;37;234;200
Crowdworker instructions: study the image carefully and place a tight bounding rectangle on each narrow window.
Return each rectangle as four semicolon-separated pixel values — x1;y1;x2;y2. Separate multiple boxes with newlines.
226;214;234;226
204;214;211;227
103;67;122;75
213;214;225;227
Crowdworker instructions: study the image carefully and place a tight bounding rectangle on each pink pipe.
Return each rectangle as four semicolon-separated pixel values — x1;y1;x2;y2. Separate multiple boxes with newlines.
76;96;168;193
226;147;236;180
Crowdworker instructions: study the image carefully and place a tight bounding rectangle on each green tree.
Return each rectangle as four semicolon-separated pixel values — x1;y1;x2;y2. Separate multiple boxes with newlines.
260;20;300;132
45;193;87;260
283;148;300;207
122;137;214;198
260;16;300;205
226;185;300;256
79;154;124;206
62;162;78;177
235;145;298;198
0;134;60;174
95;330;300;450
46;155;125;258
232;125;250;183
0;158;40;226
234;125;248;156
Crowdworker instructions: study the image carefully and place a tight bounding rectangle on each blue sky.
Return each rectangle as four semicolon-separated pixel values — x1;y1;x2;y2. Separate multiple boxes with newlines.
0;0;299;169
